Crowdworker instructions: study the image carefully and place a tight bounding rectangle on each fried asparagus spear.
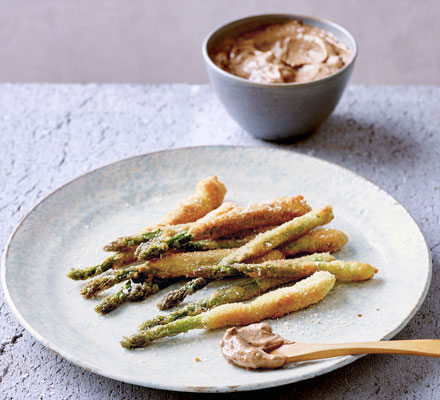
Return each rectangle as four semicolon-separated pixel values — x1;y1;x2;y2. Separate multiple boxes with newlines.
121;271;336;349
80;249;231;298
106;200;235;253
70;177;229;279
195;257;377;281
156;249;286;309
189;196;312;240
179;226;276;252
140;253;333;329
103;230;162;253
181;236;251;252
279;228;348;256
106;226;346;265
219;205;334;266
136;196;311;260
157;277;209;310
156;175;227;227
142;277;293;330
95;278;177;314
104;176;227;251
67;249;137;280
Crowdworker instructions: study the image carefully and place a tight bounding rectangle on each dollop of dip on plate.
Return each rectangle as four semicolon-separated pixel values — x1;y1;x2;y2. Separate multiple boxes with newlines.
211;20;351;84
220;323;289;369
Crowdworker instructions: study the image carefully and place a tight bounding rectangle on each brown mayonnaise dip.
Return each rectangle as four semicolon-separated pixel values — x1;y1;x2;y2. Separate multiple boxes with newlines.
211;20;351;84
220;323;290;369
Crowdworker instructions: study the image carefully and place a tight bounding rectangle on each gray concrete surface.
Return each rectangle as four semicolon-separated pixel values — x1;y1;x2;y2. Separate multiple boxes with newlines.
0;0;439;84
1;84;440;399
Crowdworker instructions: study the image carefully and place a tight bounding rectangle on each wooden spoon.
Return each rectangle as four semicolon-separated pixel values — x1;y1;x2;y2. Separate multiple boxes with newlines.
270;340;440;363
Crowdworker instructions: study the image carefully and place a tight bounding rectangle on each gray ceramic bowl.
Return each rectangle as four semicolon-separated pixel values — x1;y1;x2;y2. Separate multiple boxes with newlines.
202;14;358;140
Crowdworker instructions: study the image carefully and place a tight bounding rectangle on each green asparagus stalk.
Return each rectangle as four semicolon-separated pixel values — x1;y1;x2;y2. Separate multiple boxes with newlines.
95;281;135;314
135;234;252;260
103;229;161;252
123;315;204;349
135;231;192;260
181;237;251;252
95;278;177;314
157;277;209;310
67;250;136;280
104;221;252;254
81;265;151;298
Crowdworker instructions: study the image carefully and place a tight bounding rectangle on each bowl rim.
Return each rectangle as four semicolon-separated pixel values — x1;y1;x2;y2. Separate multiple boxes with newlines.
202;13;358;88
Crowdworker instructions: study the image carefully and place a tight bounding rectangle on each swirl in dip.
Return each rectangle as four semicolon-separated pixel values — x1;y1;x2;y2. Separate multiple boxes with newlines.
210;20;351;84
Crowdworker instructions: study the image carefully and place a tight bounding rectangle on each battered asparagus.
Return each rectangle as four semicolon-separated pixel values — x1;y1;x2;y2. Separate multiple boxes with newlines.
81;249;234;298
279;228;349;256
182;227;346;254
157;277;209;310
103;229;161;252
140;253;333;330
95;281;133;314
219;205;334;266
67;250;137;280
81;265;149;298
181;237;251;252
107;201;236;253
95;278;177;314
155;175;227;226
311;260;378;281
188;196;312;240
194;253;336;279
121;271;335;349
136;196;311;260
196;258;377;281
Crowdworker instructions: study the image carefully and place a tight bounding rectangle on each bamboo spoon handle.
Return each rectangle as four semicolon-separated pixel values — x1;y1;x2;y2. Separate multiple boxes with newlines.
271;340;440;363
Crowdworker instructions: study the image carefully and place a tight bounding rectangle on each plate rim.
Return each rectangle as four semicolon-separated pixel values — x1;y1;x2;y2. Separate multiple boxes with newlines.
1;145;432;393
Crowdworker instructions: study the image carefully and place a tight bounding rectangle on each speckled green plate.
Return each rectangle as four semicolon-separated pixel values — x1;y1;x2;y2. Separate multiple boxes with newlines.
1;146;431;392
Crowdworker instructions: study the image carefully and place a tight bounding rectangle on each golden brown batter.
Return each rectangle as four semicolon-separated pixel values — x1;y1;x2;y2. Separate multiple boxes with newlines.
211;20;351;84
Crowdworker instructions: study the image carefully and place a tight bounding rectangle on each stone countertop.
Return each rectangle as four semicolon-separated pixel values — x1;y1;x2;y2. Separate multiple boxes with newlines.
1;84;439;399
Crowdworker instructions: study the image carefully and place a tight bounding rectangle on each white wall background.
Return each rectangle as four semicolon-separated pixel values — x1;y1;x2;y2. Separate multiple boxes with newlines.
0;0;439;84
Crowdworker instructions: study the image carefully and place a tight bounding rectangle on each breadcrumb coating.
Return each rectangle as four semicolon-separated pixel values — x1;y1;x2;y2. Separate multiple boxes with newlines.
221;206;334;265
280;228;349;256
147;176;227;229
189;196;311;240
145;249;285;278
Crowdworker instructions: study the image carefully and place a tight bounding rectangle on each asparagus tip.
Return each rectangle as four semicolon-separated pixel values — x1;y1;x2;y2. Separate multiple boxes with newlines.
120;335;149;349
67;268;85;280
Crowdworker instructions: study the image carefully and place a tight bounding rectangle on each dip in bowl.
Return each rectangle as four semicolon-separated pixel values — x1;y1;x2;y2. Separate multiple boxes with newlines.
202;14;357;140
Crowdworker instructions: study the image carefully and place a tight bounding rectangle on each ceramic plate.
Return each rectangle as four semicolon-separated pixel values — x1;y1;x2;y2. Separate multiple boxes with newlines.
2;146;431;392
